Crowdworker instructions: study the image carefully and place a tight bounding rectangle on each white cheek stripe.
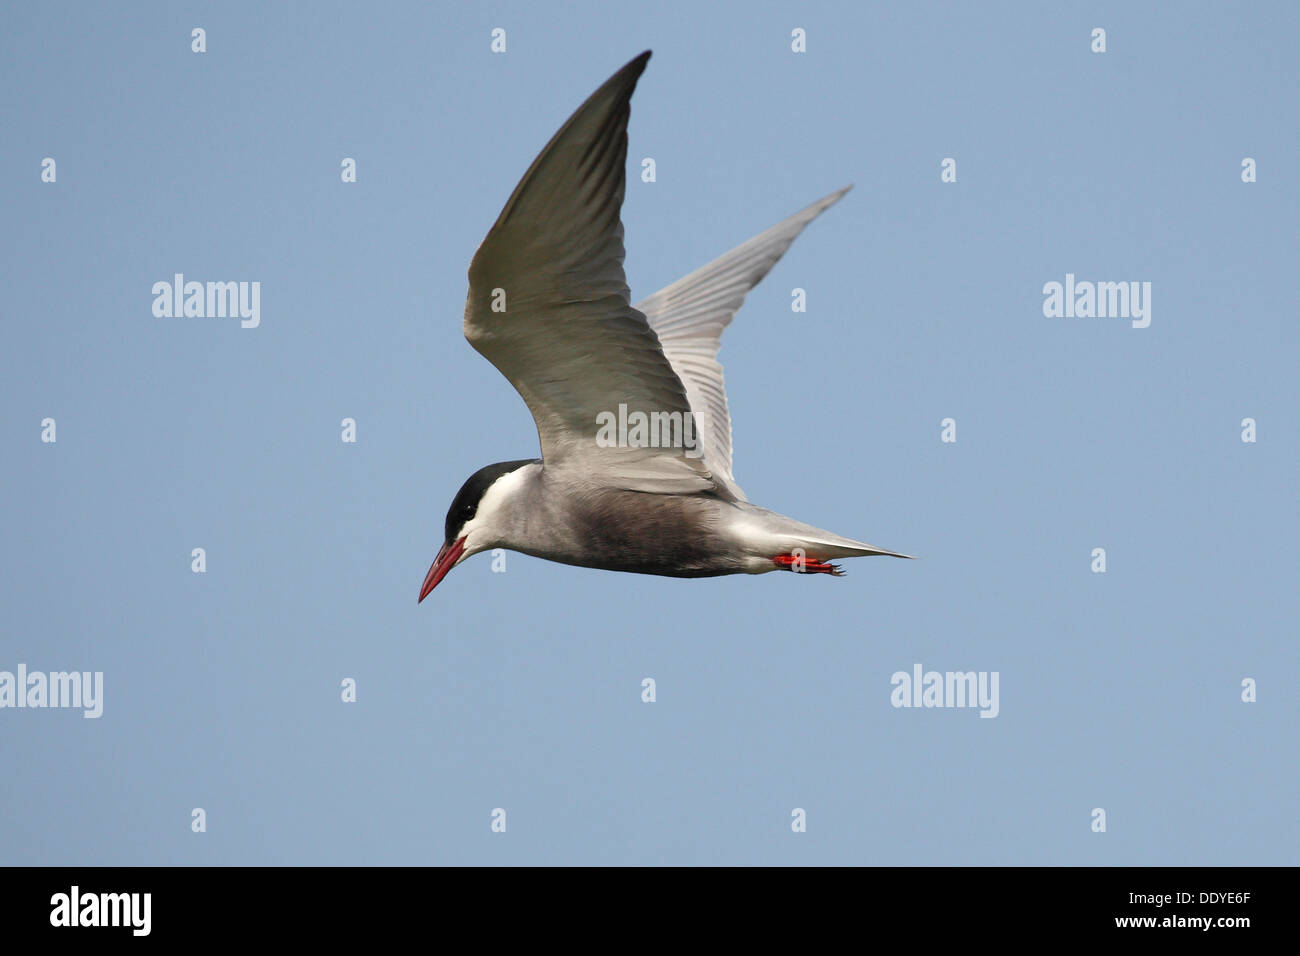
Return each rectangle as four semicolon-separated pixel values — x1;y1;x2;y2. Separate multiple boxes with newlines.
459;465;532;551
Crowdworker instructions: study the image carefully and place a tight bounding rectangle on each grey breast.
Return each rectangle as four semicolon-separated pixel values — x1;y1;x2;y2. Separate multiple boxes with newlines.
536;480;738;578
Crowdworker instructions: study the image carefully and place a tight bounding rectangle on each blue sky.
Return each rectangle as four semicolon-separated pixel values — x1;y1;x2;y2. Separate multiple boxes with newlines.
2;1;1296;864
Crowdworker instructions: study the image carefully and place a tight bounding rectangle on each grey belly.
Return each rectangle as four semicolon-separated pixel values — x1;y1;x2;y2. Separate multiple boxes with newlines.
524;488;741;577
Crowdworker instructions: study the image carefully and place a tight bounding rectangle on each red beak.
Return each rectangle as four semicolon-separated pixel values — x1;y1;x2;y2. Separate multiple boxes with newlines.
419;537;466;603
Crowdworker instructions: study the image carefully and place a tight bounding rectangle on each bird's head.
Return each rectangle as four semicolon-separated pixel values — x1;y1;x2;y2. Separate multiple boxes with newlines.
418;459;538;601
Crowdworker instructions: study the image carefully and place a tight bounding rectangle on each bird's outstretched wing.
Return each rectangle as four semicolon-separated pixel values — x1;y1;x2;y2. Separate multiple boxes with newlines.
464;51;728;497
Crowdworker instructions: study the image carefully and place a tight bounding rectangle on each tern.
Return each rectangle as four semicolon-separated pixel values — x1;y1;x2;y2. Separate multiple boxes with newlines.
419;50;910;602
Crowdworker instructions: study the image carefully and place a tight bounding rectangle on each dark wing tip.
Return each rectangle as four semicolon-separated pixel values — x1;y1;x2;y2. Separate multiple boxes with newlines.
609;50;652;92
485;51;652;237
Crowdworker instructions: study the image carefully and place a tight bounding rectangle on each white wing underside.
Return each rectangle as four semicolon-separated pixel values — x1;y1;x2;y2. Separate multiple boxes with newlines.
465;53;718;497
635;186;852;499
463;52;849;500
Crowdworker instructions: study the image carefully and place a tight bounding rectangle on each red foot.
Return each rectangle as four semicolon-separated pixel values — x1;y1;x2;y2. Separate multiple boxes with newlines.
772;554;844;576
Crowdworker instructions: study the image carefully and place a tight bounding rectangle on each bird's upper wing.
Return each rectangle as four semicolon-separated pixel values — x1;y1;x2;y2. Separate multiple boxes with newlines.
634;187;853;500
464;51;727;497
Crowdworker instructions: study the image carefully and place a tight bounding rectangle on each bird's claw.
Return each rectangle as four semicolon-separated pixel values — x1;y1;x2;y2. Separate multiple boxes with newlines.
772;554;844;576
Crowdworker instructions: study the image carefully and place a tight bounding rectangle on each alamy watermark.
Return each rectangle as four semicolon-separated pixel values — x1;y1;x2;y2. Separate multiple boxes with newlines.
152;274;260;328
1042;273;1151;328
595;403;701;457
50;886;150;936
0;664;103;718
890;663;999;718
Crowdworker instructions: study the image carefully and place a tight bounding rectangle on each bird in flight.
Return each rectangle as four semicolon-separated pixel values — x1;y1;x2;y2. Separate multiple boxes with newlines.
420;51;910;601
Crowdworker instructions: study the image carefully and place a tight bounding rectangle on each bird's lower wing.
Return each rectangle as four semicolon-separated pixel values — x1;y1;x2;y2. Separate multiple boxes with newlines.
635;187;854;500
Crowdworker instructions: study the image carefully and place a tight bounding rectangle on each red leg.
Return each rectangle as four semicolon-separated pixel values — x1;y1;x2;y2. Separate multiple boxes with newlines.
772;554;844;576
